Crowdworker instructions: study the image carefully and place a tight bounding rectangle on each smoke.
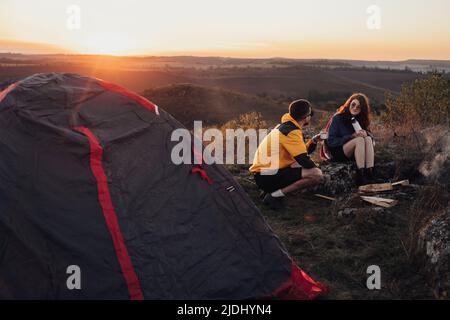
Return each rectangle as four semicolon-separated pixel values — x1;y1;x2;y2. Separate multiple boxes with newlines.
419;132;450;180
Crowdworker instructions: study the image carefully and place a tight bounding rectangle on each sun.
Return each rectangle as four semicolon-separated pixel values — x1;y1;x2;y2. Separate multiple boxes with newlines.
79;34;139;56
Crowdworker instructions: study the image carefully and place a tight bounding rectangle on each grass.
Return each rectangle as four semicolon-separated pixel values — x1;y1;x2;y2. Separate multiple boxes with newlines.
403;185;448;260
232;164;437;299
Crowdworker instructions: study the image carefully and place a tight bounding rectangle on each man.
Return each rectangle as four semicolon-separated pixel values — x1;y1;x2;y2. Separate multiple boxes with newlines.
249;99;324;209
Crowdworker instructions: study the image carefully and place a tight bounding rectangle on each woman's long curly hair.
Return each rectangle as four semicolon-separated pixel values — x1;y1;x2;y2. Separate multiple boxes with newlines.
336;93;371;130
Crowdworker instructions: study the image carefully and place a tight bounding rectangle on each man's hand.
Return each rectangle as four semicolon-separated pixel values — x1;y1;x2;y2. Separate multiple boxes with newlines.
312;134;322;143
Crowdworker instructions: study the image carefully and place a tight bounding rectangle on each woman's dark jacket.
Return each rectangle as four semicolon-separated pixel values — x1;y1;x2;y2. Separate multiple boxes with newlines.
327;113;371;148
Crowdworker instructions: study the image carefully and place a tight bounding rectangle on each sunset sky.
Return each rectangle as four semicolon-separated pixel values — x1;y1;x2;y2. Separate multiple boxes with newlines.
1;0;449;60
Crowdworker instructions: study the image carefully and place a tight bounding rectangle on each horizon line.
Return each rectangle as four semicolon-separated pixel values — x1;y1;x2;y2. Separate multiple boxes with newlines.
1;51;450;63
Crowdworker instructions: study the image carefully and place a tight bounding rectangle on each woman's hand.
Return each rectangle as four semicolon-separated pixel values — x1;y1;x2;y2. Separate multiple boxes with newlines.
353;130;368;138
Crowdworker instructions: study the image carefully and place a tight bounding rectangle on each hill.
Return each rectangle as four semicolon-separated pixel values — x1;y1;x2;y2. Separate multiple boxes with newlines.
0;53;436;111
142;84;286;128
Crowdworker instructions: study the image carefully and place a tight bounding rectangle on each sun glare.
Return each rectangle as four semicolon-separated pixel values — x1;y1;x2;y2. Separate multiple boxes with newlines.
1;0;450;59
78;34;139;56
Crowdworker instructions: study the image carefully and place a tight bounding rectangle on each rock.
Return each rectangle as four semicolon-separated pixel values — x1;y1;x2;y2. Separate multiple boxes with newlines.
316;160;399;196
394;191;416;201
417;208;450;299
332;193;387;221
337;207;358;218
316;162;356;195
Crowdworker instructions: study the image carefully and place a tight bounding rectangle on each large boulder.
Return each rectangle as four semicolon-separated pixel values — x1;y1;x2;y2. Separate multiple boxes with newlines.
417;208;450;299
317;162;355;195
315;160;396;196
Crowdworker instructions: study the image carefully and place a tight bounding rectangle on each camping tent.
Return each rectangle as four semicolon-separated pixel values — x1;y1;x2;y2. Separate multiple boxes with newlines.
0;73;327;299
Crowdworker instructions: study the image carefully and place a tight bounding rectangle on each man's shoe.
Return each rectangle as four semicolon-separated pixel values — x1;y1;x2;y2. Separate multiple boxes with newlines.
263;193;284;210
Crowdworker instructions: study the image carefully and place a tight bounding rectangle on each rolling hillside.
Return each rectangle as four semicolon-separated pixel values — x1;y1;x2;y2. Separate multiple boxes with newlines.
0;63;391;103
142;84;287;128
0;54;434;110
1;54;441;122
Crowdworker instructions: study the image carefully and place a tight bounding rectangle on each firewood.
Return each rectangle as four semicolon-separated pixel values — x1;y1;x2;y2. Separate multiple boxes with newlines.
359;183;393;193
391;179;410;186
314;194;336;201
360;196;398;208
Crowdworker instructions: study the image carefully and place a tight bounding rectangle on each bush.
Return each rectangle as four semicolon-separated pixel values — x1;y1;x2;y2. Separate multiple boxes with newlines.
197;112;268;166
314;111;333;131
384;73;450;136
220;112;267;131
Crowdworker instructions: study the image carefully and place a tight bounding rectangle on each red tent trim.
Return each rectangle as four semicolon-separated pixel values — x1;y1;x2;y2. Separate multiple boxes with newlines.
0;82;18;103
96;79;158;114
264;260;329;300
74;126;144;300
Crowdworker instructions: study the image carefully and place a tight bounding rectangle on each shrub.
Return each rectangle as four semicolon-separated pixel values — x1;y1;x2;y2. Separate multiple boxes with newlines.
220;112;267;131
384;73;450;136
314;111;333;131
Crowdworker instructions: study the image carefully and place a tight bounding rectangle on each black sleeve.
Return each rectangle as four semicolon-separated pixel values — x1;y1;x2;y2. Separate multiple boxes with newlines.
306;139;317;154
294;153;317;169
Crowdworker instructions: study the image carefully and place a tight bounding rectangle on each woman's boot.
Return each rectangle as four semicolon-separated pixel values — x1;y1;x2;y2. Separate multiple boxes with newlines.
365;167;382;183
355;168;366;186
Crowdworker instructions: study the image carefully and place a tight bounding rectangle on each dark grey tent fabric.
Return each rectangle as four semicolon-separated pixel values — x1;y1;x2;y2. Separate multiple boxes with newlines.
0;73;326;299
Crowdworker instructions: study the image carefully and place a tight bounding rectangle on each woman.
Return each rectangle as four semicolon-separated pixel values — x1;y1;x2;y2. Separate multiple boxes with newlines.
325;93;375;185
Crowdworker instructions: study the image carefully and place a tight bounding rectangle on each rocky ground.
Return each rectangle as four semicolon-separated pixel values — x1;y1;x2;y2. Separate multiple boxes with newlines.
229;128;449;299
